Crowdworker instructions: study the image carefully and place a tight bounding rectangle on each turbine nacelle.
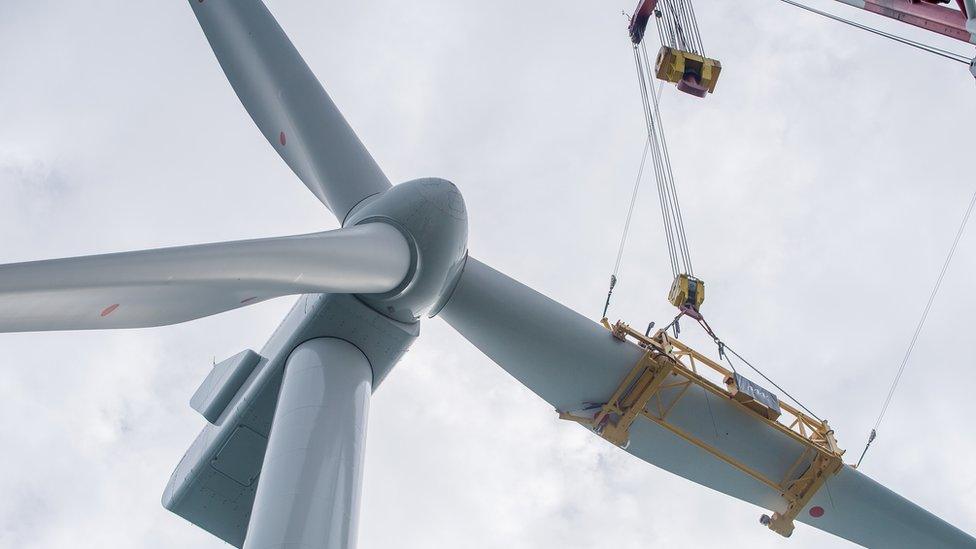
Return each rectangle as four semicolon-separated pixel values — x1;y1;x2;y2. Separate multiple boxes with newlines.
346;177;468;322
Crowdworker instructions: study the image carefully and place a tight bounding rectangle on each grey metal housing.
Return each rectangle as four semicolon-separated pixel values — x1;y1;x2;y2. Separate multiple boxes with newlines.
162;293;417;547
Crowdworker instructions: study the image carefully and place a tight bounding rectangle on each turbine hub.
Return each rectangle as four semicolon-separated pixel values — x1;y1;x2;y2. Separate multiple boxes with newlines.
344;178;468;322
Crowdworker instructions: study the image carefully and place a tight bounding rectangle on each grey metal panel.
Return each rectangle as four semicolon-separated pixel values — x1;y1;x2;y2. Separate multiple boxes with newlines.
0;224;409;332
162;293;417;547
212;426;268;487
189;0;391;220
191;350;261;424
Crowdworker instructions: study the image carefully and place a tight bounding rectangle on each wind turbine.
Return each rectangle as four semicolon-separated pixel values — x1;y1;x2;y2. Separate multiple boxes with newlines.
1;2;973;548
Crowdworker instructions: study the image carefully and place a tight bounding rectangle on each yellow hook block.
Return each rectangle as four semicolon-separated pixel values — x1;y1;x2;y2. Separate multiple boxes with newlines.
668;273;705;310
655;46;722;97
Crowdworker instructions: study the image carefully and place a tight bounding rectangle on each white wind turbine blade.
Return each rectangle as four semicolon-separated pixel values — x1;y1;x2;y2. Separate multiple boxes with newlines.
439;257;976;547
190;0;391;221
439;257;645;412
0;223;409;333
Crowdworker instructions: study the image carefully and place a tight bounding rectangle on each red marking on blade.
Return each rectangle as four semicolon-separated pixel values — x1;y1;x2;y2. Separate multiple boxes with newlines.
279;131;286;146
809;506;824;518
100;304;120;317
240;297;259;305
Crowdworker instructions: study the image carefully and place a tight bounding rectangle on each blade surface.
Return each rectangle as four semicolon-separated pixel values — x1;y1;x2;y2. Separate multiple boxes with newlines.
439;257;976;547
797;465;976;548
190;0;391;221
0;223;409;332
439;257;645;412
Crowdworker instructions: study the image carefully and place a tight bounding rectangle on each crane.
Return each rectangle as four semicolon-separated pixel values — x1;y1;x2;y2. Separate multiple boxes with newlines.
596;0;976;541
835;0;976;45
628;0;976;82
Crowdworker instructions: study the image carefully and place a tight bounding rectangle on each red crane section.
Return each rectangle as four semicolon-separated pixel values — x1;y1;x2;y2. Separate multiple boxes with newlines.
835;0;976;44
628;0;659;44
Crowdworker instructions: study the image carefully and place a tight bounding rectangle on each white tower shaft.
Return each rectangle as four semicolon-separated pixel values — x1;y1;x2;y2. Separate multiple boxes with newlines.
244;338;372;549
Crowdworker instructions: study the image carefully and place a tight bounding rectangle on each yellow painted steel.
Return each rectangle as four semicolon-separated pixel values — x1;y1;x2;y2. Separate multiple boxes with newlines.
563;321;844;538
654;46;722;94
668;273;705;310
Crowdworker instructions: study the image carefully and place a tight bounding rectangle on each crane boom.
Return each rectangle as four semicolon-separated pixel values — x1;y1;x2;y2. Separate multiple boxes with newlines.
833;0;976;44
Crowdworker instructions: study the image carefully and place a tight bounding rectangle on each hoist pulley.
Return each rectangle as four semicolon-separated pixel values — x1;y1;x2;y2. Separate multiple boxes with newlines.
656;46;721;98
628;0;722;98
667;273;705;311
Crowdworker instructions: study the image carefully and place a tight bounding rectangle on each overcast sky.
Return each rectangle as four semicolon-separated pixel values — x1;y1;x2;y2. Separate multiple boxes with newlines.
1;1;974;547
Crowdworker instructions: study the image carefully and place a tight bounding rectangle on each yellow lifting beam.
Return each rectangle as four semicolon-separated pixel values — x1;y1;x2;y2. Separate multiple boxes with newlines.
561;320;844;538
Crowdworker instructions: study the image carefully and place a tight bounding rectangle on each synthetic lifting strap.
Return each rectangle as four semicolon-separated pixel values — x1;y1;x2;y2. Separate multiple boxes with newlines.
856;188;976;468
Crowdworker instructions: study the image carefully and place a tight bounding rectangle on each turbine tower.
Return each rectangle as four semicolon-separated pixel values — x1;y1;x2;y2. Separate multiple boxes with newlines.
0;2;973;548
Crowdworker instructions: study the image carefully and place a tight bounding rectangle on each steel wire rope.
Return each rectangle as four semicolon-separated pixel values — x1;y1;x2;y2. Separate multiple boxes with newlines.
645;44;692;273
643;55;681;277
856;188;976;468
612;137;651;279
604;51;677;318
686;0;705;54
641;41;695;275
723;342;824;422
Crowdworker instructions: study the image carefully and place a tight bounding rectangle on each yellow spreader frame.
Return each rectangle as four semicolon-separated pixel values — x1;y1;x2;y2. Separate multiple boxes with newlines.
561;320;844;537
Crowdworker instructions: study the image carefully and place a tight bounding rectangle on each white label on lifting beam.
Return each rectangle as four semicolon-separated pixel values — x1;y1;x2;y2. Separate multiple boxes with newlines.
732;373;781;416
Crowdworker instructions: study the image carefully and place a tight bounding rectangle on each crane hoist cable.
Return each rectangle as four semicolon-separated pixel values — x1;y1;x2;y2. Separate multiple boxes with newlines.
630;0;723;98
637;39;709;318
602;81;667;319
855;187;976;468
604;0;828;442
605;0;974;477
636;43;693;279
655;0;705;56
603;0;707;320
